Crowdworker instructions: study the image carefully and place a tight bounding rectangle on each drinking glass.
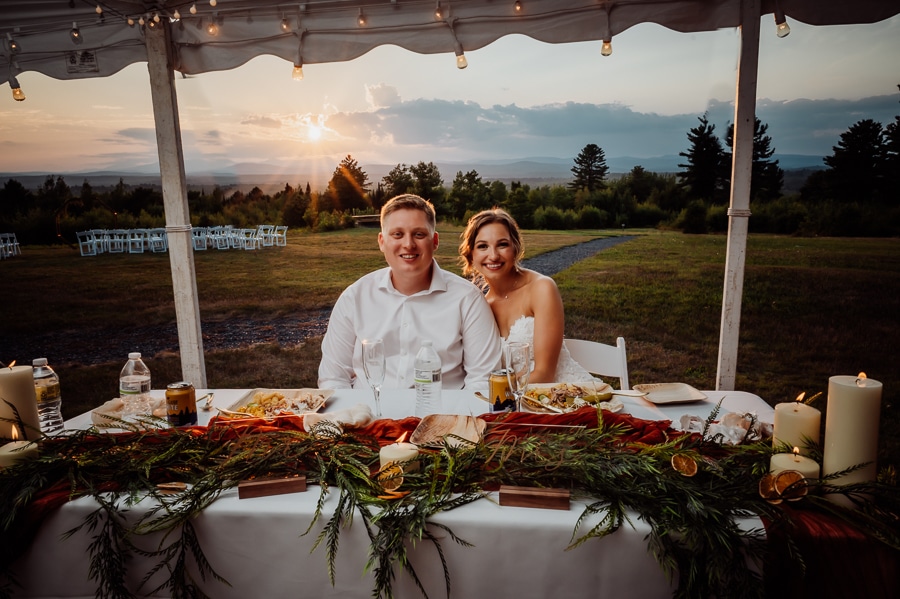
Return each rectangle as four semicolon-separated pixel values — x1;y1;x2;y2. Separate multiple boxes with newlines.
362;338;386;418
504;342;531;411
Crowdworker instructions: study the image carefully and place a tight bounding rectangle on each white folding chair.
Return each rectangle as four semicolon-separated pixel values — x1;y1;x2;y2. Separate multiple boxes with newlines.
564;337;630;390
257;224;275;247
192;227;208;251
127;229;146;253
273;225;288;246
239;228;259;250
148;228;168;252
76;230;98;256
107;229;127;253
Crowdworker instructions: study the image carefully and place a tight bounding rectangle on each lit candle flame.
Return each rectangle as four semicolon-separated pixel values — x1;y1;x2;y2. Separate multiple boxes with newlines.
794;392;805;403
395;432;408;444
792;446;800;460
856;372;867;387
7;360;15;369
11;426;19;441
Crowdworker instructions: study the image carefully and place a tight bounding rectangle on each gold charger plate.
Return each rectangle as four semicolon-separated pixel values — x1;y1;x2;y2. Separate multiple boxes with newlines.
220;388;334;420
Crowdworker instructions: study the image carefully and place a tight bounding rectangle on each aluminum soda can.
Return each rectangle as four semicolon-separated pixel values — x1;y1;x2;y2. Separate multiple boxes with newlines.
166;381;197;426
489;369;516;412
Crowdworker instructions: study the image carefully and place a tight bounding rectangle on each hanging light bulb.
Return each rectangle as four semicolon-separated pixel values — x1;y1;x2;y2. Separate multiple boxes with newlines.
209;0;217;6
514;1;523;13
435;1;443;20
153;12;161;23
601;39;612;56
127;17;135;27
138;16;145;26
281;16;291;32
456;52;468;69
70;22;83;44
190;3;198;15
357;8;367;26
147;18;158;29
6;33;19;54
173;9;181;20
774;4;791;38
95;4;103;15
10;76;25;102
207;15;219;36
292;63;304;81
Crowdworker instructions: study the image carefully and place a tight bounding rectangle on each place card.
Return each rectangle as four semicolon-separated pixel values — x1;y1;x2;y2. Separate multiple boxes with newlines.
238;476;307;499
499;485;570;510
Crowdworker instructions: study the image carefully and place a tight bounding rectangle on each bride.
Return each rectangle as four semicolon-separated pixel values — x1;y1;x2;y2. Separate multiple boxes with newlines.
458;208;592;384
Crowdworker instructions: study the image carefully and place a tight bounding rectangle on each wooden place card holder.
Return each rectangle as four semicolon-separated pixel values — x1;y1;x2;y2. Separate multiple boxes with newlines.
499;485;570;510
238;476;307;499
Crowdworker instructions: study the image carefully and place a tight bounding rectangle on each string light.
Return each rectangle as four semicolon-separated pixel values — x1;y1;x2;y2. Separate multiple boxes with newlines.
6;32;19;54
601;39;612;56
9;76;25;102
281;16;291;32
95;4;103;15
138;16;145;26
292;63;304;80
435;1;443;20
153;12;161;23
456;50;468;69
207;14;220;36
774;2;791;38
70;22;82;44
357;8;367;27
173;9;181;20
147;17;158;30
127;17;134;27
209;0;217;6
514;1;523;13
190;4;198;15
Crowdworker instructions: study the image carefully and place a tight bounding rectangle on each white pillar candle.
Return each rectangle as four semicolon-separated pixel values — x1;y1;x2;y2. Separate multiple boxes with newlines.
823;374;882;507
0;364;42;440
773;395;821;456
770;448;820;479
0;438;38;469
379;441;419;472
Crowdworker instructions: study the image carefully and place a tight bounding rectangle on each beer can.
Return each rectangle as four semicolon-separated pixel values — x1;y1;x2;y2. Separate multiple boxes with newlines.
488;369;516;412
166;382;197;426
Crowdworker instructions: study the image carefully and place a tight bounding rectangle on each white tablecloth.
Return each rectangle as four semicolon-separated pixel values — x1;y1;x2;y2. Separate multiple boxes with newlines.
11;388;774;598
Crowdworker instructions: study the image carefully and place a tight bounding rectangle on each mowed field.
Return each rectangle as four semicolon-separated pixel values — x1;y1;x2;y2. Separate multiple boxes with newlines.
3;227;898;467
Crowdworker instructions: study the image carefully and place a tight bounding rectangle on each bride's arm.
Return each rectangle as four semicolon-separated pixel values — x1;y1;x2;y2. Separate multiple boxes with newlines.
529;276;565;384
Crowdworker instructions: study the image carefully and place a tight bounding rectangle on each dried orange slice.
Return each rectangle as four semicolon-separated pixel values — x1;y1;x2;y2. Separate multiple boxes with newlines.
376;463;404;492
671;453;698;477
773;470;808;501
758;473;782;504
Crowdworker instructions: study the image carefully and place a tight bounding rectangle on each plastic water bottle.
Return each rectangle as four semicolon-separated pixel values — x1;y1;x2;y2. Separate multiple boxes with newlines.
33;358;64;434
119;352;151;413
414;340;442;417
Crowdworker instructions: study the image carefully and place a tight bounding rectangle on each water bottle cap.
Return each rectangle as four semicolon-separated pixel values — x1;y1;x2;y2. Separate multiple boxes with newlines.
33;357;48;366
128;352;142;359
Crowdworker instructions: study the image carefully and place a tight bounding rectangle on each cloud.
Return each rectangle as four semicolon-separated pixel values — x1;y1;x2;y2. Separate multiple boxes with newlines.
113;128;157;143
365;84;401;108
241;115;283;129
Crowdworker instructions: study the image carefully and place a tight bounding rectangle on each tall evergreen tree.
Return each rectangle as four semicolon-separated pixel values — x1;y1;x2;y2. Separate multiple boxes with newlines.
569;143;609;192
381;164;415;198
678;114;726;204
325;155;370;211
823;119;885;203
723;117;784;202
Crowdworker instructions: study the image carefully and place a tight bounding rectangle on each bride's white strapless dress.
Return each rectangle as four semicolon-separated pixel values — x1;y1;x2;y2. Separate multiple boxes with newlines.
505;316;593;382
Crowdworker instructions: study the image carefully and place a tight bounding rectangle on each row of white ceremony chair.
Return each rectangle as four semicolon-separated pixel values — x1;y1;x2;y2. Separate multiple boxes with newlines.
76;225;287;257
0;232;22;259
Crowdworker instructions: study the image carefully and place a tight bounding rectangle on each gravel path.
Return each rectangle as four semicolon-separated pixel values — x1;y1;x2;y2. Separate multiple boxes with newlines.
15;236;633;365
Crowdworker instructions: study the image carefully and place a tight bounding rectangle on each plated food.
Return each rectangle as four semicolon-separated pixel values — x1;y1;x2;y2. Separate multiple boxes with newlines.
522;382;623;414
222;388;333;419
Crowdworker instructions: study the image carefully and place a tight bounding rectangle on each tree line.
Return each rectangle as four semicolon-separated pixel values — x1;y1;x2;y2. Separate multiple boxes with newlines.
2;103;898;245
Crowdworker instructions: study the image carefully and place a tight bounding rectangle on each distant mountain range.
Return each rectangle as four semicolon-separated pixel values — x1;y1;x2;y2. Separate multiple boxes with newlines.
1;154;825;193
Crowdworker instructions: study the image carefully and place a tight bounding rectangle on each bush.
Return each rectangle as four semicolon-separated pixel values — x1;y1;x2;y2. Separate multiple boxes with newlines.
576;205;608;229
630;202;668;228
749;197;809;235
706;205;728;233
676;200;708;234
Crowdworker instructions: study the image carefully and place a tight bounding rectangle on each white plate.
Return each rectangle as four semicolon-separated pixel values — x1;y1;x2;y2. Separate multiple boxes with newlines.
224;388;334;419
632;383;707;404
522;381;621;414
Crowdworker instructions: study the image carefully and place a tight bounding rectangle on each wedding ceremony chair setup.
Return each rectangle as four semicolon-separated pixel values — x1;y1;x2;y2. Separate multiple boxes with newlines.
74;225;287;256
0;232;21;259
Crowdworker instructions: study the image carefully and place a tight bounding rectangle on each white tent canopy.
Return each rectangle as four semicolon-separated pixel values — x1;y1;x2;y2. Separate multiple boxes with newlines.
3;1;898;389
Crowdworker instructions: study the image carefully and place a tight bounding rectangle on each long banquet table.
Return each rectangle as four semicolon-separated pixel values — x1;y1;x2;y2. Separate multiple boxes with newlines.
11;388;775;598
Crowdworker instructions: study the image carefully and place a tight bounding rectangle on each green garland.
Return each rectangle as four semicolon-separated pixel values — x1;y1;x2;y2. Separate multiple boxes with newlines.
1;410;899;599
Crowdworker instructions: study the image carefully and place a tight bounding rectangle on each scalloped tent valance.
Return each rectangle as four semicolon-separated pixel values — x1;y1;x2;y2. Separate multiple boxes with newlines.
2;0;898;86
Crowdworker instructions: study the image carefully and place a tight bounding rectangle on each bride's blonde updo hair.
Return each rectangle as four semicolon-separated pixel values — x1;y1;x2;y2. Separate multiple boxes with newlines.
458;208;525;279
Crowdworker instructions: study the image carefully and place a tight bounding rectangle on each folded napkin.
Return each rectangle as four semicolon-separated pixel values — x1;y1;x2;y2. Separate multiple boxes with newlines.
303;403;374;433
91;397;167;427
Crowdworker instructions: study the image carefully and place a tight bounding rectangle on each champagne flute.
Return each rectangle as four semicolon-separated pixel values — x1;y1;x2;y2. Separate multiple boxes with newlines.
504;342;531;412
362;338;386;418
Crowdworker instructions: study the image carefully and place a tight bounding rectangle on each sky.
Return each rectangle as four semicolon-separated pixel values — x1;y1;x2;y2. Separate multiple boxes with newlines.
1;14;898;181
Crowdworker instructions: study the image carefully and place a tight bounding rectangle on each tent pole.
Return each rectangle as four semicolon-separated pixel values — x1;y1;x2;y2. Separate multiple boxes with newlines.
716;0;760;391
144;23;208;388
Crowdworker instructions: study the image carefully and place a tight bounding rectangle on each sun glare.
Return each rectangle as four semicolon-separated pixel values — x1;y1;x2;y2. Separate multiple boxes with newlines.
308;125;322;141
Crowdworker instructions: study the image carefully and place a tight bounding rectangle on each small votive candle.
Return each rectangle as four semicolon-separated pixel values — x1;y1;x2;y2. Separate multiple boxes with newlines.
0;428;39;469
770;447;820;480
379;434;419;472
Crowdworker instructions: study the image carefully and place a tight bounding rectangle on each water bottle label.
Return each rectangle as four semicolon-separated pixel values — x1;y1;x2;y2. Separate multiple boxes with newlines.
35;382;61;403
415;370;441;383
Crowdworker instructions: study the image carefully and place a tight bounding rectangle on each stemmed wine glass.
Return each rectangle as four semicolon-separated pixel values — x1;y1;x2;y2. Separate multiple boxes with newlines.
504;341;531;412
362;338;386;418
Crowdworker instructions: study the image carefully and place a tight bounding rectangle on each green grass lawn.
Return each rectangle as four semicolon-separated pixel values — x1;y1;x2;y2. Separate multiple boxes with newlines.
3;227;898;467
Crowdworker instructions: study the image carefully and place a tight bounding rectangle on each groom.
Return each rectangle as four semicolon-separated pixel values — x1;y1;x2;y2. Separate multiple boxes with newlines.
318;194;501;390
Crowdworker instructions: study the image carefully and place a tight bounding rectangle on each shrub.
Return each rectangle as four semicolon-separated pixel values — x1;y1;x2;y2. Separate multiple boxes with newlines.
677;200;708;234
